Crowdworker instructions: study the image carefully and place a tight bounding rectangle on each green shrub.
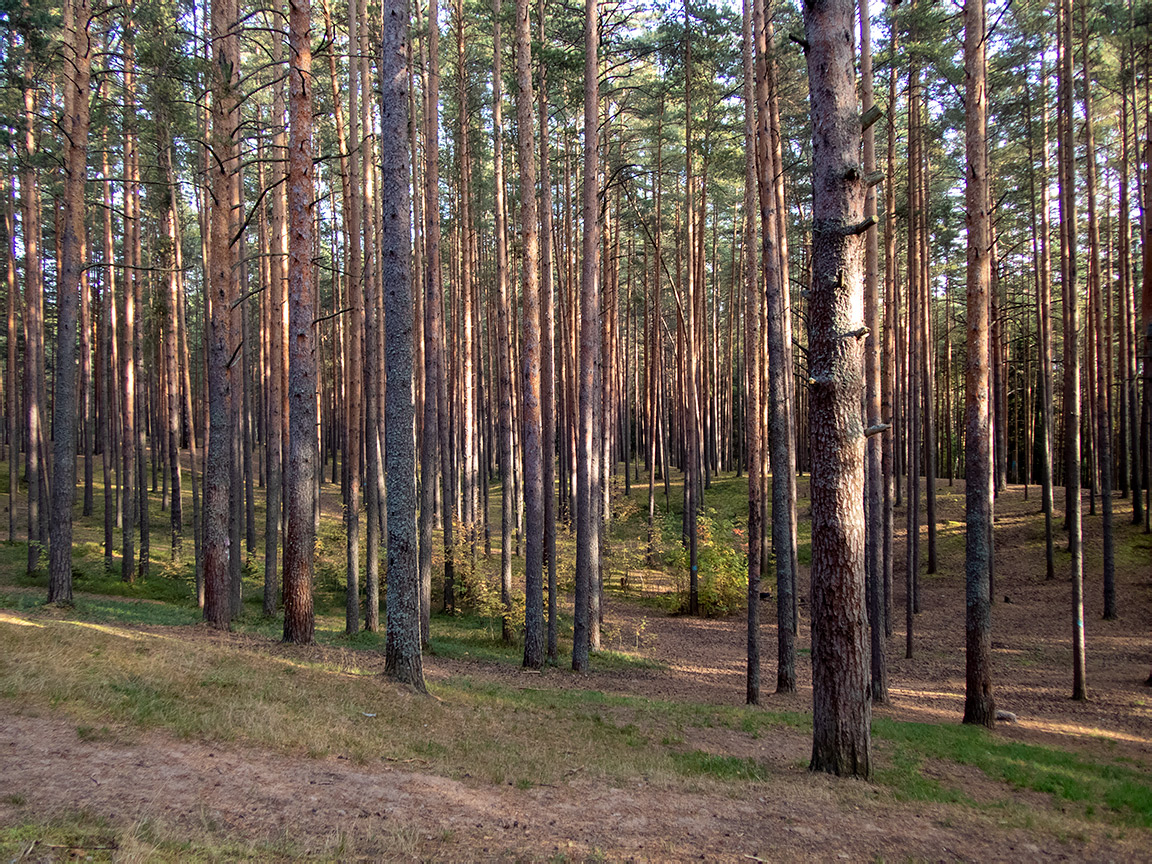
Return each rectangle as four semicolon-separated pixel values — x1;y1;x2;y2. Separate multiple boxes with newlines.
662;510;747;616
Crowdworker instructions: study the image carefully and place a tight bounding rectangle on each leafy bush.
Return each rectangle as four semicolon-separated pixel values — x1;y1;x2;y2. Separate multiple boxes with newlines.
662;509;747;616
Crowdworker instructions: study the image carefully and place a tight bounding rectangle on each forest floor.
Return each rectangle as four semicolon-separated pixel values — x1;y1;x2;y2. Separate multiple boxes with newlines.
0;467;1151;861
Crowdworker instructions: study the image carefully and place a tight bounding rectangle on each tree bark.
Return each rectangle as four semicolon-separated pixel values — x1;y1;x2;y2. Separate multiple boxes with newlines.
1081;15;1114;621
860;0;886;704
573;0;601;672
1057;0;1086;700
804;0;871;779
21;63;44;577
492;0;516;646
516;0;545;669
48;0;92;605
742;0;761;706
203;0;240;628
962;0;995;728
381;0;427;691
419;0;443;648
282;0;317;645
539;0;558;664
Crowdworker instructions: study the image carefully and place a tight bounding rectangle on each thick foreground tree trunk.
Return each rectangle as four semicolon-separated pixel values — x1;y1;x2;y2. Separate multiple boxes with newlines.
381;0;427;691
803;0;871;779
962;0;995;728
49;0;93;605
282;0;317;645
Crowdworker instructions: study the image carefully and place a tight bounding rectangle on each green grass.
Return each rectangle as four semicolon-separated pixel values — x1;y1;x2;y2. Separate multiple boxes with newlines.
670;750;769;782
873;718;1152;827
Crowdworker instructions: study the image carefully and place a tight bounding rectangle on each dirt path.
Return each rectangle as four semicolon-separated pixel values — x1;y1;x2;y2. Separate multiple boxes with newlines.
0;711;1138;862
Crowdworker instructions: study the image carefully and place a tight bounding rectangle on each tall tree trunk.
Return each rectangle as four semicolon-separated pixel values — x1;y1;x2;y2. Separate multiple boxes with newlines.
1058;0;1086;699
882;17;898;638
1029;56;1056;581
203;0;241;627
742;0;762;706
262;8;285;618
539;0;558;665
158;135;183;559
962;0;994;728
5;173;15;547
20;76;44;575
753;0;794;692
492;0;516;646
420;0;443;647
804;0;871;779
283;0;317;644
456;0;476;592
381;0;427;691
48;0;92;604
1081;14;1114;620
573;0;600;672
1121;69;1143;528
860;0;886;704
516;0;545;669
360;0;382;632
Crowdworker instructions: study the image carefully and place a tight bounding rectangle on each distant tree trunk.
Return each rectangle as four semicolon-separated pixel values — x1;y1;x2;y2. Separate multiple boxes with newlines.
539;0;558;664
262;12;285;618
1028;56;1056;581
1120;71;1142;528
753;0;794;692
573;0;601;672
804;0;871;779
158;136;183;559
492;1;516;646
21;74;45;576
516;0;545;670
742;0;762;706
1058;0;1086;700
683;15;700;618
100;144;118;569
882;19;897;639
359;0;382;632
48;0;92;605
7;174;18;547
905;59;922;655
962;0;994;728
1081;15;1114;621
455;0;476;595
380;0;427;691
419;0;443;647
282;0;316;645
860;0;886;704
